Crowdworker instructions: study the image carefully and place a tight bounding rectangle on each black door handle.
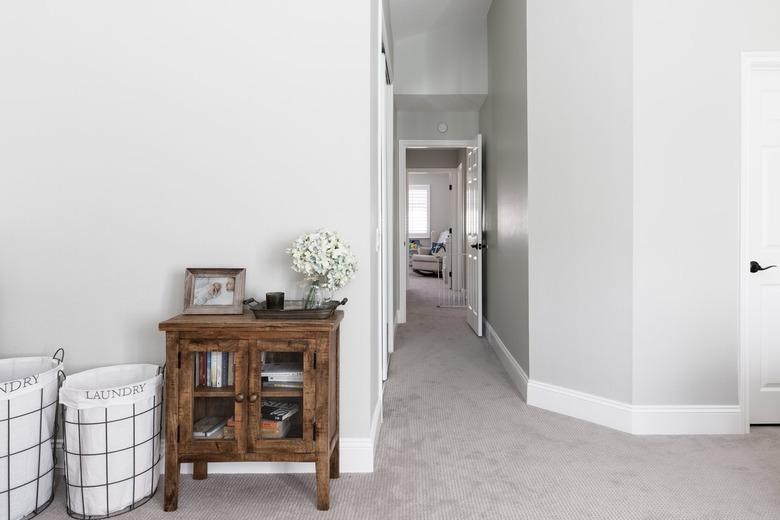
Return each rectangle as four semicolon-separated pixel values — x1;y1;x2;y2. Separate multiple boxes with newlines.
470;243;484;250
751;261;777;273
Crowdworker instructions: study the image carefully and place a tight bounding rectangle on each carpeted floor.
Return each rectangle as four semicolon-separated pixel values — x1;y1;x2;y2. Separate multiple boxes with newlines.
37;273;780;519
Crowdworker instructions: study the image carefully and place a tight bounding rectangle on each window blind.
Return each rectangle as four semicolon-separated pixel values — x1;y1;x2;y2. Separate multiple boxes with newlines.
408;184;430;237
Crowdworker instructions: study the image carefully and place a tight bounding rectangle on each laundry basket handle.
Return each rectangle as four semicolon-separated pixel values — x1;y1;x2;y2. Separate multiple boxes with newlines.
52;347;65;364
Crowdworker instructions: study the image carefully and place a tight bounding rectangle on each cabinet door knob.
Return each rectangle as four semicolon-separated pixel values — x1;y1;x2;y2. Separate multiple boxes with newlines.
234;393;245;403
248;393;258;403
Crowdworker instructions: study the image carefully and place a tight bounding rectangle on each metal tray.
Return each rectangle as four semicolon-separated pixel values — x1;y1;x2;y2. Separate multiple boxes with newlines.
243;298;347;320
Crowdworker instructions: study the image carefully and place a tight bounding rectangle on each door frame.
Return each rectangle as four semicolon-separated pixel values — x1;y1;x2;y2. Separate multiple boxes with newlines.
397;139;472;324
376;0;393;388
739;52;780;434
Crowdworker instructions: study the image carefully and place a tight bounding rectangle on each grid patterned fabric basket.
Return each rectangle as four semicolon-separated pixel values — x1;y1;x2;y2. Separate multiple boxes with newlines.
0;351;64;520
60;364;163;520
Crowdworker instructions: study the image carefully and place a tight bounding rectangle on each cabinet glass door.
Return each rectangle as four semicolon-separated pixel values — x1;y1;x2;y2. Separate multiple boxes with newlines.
179;339;246;455
247;340;314;453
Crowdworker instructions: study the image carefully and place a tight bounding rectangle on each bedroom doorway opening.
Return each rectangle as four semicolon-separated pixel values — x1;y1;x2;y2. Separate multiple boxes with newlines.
397;138;483;334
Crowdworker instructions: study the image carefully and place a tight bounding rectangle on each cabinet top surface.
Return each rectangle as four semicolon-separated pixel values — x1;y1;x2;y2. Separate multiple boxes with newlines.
159;310;343;332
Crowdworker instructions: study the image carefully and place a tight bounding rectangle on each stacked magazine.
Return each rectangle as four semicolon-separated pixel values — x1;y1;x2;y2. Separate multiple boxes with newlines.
193;416;229;439
261;400;299;439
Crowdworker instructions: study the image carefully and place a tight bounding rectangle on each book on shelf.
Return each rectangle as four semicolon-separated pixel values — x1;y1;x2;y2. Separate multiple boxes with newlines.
261;400;299;421
223;417;236;440
262;381;303;389
261;362;303;386
193;416;229;438
212;352;220;387
261;418;291;439
262;363;303;379
222;353;229;387
194;352;235;388
221;414;295;439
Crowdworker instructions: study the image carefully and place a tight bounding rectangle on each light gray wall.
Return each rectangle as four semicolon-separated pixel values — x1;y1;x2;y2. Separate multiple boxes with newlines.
407;149;461;169
396;110;479;141
632;0;780;405
408;172;452;241
0;0;377;440
527;0;634;402
479;0;530;374
393;16;488;95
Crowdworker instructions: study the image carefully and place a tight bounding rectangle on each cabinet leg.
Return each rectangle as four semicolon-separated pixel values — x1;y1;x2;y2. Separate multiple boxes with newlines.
329;441;340;479
163;462;180;512
315;457;330;510
193;461;208;480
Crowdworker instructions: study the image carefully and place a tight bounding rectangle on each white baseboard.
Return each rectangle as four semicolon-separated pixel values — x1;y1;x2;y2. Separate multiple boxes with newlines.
526;379;633;433
55;396;384;474
484;320;528;401
630;404;744;435
527;379;743;435
485;321;743;435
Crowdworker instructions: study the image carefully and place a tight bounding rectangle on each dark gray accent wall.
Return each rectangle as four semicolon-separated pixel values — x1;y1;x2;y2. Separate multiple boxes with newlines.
479;0;529;374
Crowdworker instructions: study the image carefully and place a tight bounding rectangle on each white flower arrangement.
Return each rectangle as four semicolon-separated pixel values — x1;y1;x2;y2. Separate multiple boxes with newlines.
286;230;358;292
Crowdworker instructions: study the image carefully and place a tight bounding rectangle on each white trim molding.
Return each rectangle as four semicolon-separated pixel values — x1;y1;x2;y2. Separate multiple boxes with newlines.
485;320;528;400
486;321;742;435
527;380;743;435
397;138;475;325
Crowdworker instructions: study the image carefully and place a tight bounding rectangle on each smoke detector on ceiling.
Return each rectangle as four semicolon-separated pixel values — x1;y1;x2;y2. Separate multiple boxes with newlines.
437;122;448;134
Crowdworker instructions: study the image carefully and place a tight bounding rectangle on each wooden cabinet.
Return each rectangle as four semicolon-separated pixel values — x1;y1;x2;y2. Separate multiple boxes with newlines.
159;311;342;511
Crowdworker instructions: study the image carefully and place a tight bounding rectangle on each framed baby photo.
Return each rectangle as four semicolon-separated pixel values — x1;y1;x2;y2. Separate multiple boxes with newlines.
183;268;246;315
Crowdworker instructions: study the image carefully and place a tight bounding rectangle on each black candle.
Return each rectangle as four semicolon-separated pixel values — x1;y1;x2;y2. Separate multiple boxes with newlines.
266;292;284;310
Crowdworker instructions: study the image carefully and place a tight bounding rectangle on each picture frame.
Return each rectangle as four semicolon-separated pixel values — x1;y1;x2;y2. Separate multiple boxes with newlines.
183;268;246;315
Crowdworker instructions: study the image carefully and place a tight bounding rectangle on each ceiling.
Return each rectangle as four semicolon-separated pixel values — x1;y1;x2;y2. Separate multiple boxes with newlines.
389;0;493;40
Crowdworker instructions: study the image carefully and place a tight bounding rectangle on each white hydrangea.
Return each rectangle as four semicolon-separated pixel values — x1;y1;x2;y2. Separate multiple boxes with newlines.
286;230;358;292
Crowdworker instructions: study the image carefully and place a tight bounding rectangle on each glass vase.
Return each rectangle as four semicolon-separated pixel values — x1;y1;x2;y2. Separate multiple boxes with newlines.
303;283;324;309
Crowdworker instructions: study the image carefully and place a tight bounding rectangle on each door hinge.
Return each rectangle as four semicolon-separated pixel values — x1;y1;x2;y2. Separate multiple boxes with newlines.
313;353;317;369
177;352;181;368
449;227;452;234
177;425;180;442
449;184;452;190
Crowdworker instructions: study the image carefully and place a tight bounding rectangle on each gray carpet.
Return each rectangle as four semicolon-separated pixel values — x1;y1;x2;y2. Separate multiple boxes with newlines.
36;274;780;519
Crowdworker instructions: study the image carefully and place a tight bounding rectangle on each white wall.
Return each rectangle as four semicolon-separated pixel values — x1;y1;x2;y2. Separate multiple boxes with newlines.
393;17;488;95
525;0;780;415
527;0;634;403
0;0;378;444
632;0;780;405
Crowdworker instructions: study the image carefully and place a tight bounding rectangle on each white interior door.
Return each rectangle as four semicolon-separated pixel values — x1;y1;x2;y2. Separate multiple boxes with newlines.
382;79;393;381
748;65;780;423
379;29;393;382
465;135;483;336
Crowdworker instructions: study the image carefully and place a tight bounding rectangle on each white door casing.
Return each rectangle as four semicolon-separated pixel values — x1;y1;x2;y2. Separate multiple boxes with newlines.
397;139;474;326
744;55;780;424
465;135;483;336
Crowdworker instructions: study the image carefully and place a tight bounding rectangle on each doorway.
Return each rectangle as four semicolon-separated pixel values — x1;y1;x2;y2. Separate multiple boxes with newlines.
741;52;780;429
397;138;483;336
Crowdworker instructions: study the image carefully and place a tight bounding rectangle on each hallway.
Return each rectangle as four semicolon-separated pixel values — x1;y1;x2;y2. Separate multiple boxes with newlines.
36;275;780;520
